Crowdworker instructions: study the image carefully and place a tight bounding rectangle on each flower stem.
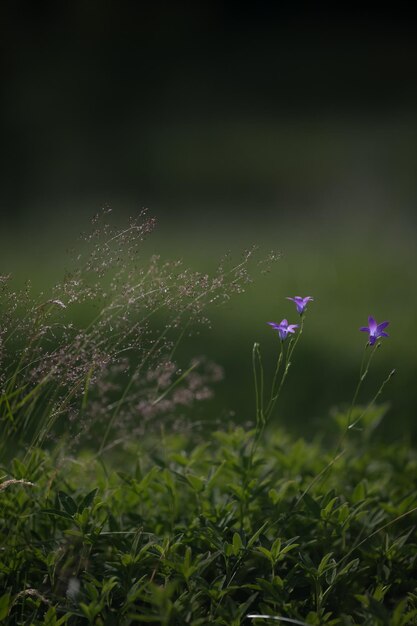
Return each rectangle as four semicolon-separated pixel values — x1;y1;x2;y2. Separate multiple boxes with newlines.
265;315;305;422
346;342;378;429
252;342;265;427
265;341;283;415
348;368;396;431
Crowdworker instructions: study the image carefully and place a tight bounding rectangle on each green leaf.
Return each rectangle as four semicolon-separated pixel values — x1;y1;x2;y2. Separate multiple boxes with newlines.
64;529;83;538
227;483;246;499
303;492;321;518
352;481;366;503
117;471;133;485
401;609;417;625
58;491;77;516
321;497;338;519
318;552;334;576
268;488;281;505
247;521;269;549
42;508;73;521
271;538;282;560
232;532;243;555
186;474;205;492
0;593;11;620
257;546;273;561
337;558;359;578
206;461;226;488
11;458;27;479
78;488;98;512
161;468;176;493
136;467;160;494
43;606;60;626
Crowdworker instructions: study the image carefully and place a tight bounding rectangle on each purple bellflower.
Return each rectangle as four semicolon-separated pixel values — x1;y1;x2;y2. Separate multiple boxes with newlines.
268;319;299;341
360;316;390;346
287;296;314;315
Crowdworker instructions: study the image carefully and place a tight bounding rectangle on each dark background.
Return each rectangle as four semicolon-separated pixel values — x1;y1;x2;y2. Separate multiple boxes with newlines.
1;2;417;437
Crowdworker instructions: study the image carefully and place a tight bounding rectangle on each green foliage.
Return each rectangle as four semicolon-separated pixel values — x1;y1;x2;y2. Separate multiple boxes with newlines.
2;203;415;626
1;427;417;624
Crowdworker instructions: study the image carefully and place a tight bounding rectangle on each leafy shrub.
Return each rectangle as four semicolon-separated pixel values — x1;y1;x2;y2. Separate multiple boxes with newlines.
1;427;417;624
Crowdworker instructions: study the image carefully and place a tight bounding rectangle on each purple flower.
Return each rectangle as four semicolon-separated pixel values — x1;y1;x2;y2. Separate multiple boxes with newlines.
360;316;390;346
268;319;299;341
286;296;314;315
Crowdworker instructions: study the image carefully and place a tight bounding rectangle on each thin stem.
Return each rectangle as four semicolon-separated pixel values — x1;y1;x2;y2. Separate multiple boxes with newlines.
265;358;290;421
252;343;263;427
288;314;305;363
265;315;304;420
294;450;346;510
151;361;199;406
265;341;283;415
348;368;396;431
296;345;394;513
338;504;417;567
346;342;378;429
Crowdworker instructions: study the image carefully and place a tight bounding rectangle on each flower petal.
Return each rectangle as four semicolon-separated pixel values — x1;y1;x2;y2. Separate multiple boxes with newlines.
359;327;370;332
267;322;281;331
368;316;377;331
376;321;389;332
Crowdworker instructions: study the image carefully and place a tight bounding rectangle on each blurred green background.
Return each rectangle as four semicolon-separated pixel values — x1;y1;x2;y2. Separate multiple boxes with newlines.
1;3;416;438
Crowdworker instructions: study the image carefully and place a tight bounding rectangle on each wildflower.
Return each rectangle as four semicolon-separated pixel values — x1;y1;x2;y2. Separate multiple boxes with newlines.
360;316;389;346
268;319;299;341
286;296;314;315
